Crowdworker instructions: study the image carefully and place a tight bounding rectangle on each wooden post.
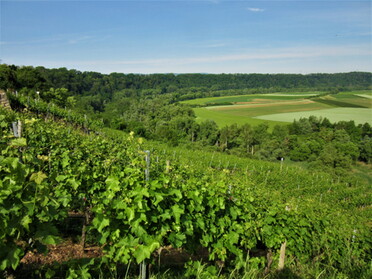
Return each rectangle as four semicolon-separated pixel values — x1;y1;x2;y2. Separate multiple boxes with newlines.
80;209;90;251
17;120;22;138
280;157;284;172
264;249;273;274
278;241;286;270
12;120;22;138
145;151;150;182
12;122;18;137
166;160;170;173
140;151;150;279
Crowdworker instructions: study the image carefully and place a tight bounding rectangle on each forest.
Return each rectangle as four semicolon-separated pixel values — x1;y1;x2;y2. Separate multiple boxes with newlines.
1;64;371;98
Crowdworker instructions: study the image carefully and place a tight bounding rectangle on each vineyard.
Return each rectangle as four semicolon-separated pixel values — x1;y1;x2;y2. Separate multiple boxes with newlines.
1;99;371;278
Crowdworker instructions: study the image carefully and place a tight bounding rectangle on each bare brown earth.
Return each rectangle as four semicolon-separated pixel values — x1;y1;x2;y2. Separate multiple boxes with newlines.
20;243;210;267
20;240;102;265
235;98;279;104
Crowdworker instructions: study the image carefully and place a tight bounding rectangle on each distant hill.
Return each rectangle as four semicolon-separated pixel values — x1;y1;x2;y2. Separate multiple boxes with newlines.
1;64;371;98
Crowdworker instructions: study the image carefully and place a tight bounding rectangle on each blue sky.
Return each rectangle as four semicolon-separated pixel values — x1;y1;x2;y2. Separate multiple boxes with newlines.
1;0;371;74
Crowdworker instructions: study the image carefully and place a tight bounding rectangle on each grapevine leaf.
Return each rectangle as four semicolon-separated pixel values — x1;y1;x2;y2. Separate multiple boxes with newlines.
169;189;182;200
159;211;171;221
265;216;276;224
169;232;186;248
106;176;120;192
171;204;184;224
299;219;309;227
35;223;59;245
133;245;148;264
20;215;32;230
228;231;239;244
55;175;67;182
9;246;23;270
10;138;27;147
93;214;110;233
153;193;164;206
30;171;47;185
133;241;159;264
45;268;56;279
67;178;79;190
125;207;135;222
196;218;206;230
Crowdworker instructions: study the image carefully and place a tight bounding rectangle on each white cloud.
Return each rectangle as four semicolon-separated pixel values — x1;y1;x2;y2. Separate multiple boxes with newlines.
247;7;265;12
4;44;371;74
67;35;95;45
68;44;371;67
0;34;98;46
187;41;229;49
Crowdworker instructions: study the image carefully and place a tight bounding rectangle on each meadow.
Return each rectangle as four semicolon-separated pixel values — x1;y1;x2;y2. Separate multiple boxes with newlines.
183;91;372;127
255;107;371;125
182;92;321;105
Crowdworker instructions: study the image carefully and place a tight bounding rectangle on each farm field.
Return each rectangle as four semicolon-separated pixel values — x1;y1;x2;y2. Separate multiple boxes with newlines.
182;92;322;105
255;107;372;125
184;91;372;127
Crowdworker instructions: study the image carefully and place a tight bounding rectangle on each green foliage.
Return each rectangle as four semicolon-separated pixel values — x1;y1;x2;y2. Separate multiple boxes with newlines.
0;88;371;278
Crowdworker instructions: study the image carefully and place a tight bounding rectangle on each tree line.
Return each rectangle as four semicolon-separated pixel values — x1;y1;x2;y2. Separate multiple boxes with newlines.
1;64;371;97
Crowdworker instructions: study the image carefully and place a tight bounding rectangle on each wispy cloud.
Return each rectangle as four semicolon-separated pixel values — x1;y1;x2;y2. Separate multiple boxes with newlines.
67;35;95;45
0;37;61;46
187;41;229;49
60;44;372;67
247;7;265;13
4;44;371;74
0;34;98;46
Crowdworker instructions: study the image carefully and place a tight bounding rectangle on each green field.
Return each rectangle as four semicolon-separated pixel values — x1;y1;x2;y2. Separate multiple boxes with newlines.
185;91;372;127
182;92;322;105
255;107;372;125
194;107;289;128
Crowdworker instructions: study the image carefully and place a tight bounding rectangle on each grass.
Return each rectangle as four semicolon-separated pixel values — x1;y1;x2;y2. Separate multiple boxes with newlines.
193;100;330;128
194;107;288;129
313;93;372;108
181;92;322;105
185;91;372;127
255;108;372;125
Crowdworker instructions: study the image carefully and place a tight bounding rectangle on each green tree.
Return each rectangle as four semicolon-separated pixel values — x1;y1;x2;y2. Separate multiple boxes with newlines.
252;123;269;146
219;124;240;151
238;124;253;153
16;66;47;90
0;64;17;90
289;143;312;161
198;120;219;146
290;118;313;135
359;136;372;163
271;125;289;141
41;88;71;107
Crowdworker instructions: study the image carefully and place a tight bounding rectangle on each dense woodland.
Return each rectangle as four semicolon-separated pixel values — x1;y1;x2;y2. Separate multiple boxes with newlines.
1;64;372;176
1;64;371;98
